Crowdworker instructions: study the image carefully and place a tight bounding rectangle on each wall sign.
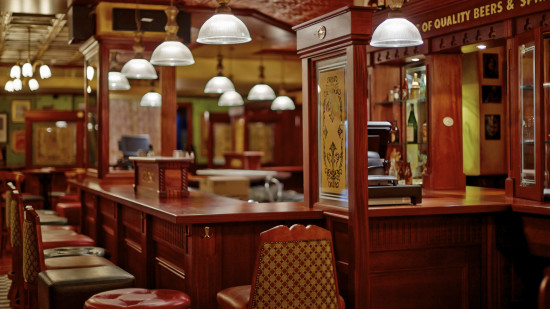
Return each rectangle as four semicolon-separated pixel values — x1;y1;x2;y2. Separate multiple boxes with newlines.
404;0;548;37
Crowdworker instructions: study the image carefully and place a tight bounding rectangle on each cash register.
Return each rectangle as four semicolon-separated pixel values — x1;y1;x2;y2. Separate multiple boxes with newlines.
367;121;422;205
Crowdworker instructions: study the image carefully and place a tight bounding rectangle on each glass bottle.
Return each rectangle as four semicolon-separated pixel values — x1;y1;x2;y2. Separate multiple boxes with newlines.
422;121;427;143
406;104;417;143
404;162;412;185
391;120;399;143
401;78;409;100
393;85;400;101
410;73;420;99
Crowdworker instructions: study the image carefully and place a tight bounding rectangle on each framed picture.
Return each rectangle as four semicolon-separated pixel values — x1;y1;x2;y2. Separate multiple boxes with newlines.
481;85;502;103
0;113;7;143
11;100;31;123
482;53;499;79
10;130;25;154
485;114;501;140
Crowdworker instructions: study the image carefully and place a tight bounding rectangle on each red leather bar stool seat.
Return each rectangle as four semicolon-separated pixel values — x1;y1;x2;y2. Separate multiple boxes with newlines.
84;288;191;309
45;255;115;270
55;201;81;227
42;224;76;231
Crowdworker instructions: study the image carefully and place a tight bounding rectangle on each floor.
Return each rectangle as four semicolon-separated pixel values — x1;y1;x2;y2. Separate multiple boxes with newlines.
0;251;12;309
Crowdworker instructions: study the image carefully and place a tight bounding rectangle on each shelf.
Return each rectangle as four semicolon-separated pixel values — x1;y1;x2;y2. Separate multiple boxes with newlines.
375;97;426;106
520;85;534;90
388;142;428;146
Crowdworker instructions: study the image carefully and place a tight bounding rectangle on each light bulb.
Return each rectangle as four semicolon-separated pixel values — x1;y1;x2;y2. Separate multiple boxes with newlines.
22;62;33;77
10;65;21;79
40;65;52;79
28;78;39;91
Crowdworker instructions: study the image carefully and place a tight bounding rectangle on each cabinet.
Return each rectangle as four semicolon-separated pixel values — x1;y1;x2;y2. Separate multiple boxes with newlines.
373;64;428;185
370;54;464;190
511;27;549;201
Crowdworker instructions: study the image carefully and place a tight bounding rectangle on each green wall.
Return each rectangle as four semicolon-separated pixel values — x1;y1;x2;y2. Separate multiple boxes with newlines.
0;94;84;166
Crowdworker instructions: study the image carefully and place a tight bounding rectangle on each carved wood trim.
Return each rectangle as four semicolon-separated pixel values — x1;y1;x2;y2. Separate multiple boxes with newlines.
124;238;142;254
370;216;483;251
152;218;187;251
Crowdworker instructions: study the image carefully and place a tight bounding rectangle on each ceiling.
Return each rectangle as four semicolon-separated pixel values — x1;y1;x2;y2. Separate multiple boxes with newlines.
0;0;355;96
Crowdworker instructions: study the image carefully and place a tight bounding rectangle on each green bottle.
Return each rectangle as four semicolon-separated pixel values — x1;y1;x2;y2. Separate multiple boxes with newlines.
406;104;417;143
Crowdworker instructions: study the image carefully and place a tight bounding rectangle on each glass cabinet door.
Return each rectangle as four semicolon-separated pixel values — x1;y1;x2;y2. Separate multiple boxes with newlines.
544;36;550;195
520;42;536;187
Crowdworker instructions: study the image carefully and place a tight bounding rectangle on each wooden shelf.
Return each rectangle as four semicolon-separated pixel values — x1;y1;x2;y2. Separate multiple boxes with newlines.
375;97;426;106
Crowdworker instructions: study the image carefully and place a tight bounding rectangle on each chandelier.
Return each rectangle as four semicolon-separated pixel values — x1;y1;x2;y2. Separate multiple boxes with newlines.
4;27;51;92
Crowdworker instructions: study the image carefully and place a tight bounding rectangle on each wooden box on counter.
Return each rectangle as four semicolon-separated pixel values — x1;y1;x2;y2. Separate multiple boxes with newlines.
130;157;193;198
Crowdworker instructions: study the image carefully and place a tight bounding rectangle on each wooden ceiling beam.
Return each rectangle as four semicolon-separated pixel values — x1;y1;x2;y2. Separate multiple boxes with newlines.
31;13;66;62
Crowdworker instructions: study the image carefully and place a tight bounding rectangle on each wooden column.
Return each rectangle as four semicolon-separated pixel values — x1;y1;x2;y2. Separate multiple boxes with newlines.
160;66;177;156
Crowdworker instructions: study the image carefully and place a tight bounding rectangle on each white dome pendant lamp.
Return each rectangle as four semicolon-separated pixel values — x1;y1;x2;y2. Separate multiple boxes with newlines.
271;57;295;111
121;3;158;79
197;0;251;45
150;0;195;66
247;47;275;100
370;0;423;48
204;52;235;94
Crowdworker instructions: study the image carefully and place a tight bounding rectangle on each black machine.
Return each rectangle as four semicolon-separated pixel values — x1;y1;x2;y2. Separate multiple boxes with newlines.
367;121;422;205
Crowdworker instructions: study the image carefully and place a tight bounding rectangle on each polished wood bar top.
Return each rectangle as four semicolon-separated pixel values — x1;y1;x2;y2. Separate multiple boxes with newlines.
73;179;324;224
75;180;550;222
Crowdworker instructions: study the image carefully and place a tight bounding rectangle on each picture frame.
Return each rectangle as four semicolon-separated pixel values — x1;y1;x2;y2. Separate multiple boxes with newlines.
485;114;501;140
481;85;502;103
482;53;499;79
11;100;31;123
0;113;7;143
10;130;25;154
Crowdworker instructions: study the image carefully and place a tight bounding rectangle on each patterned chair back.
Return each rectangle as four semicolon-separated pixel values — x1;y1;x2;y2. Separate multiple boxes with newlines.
9;191;22;249
22;206;45;287
248;224;342;309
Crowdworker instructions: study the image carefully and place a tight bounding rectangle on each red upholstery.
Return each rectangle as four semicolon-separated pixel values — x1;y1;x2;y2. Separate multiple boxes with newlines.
41;233;95;249
84;288;191;309
55;202;81;226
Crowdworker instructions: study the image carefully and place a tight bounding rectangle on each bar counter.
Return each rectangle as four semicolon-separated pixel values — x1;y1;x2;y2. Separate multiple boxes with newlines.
73;179;550;308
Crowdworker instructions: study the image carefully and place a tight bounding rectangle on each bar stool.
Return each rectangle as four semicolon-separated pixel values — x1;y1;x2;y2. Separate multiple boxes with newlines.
84;288;191;309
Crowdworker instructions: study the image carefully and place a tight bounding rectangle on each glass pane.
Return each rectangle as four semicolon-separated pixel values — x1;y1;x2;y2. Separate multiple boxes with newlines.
32;122;77;166
404;65;427;185
317;56;348;205
213;123;233;166
86;58;98;168
520;43;536;186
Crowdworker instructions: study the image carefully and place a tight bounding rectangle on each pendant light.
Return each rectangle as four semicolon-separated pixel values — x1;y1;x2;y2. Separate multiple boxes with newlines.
121;2;158;79
218;90;244;106
370;0;423;48
141;81;162;107
150;0;195;66
196;0;251;45
109;53;131;91
204;51;234;94
108;72;131;91
271;57;295;111
4;81;14;92
247;40;275;100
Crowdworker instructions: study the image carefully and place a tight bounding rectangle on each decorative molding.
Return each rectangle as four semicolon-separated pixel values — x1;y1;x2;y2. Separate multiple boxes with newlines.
431;22;507;53
152;218;187;251
155;257;186;281
373;44;429;65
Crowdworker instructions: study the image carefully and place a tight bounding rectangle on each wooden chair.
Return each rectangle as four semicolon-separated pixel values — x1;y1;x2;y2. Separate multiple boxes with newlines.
540;267;550;309
217;224;345;309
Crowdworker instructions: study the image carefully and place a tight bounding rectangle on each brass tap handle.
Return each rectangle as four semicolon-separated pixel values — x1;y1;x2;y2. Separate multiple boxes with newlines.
202;226;213;238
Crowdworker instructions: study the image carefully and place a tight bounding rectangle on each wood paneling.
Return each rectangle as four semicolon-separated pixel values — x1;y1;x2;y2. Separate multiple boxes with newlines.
423;54;466;190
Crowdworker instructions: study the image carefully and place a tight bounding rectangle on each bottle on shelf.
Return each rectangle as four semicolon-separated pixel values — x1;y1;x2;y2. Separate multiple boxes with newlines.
404;162;413;185
406;103;417;143
419;73;426;98
388;89;395;102
401;78;409;100
410;73;420;99
393;85;400;101
391;120;399;143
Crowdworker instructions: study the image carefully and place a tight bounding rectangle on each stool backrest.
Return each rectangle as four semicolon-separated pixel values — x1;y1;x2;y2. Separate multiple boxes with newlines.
22;206;45;286
0;171;25;193
248;224;342;309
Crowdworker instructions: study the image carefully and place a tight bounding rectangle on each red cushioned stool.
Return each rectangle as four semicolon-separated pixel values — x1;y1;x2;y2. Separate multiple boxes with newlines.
55;201;81;227
84;288;191;309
